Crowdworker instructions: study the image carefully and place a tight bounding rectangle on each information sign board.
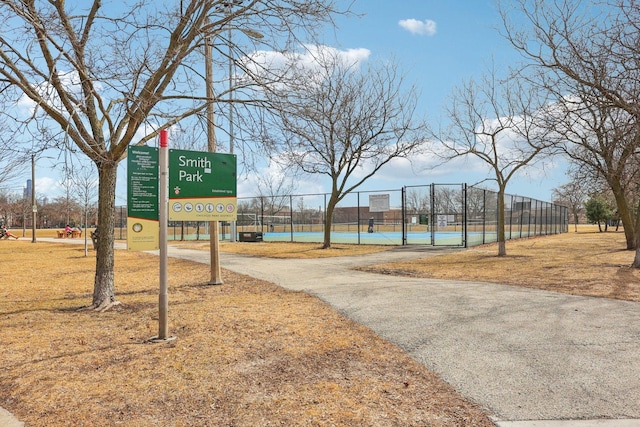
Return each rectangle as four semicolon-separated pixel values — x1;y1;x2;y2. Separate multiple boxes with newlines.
369;194;390;212
127;145;159;251
168;149;237;221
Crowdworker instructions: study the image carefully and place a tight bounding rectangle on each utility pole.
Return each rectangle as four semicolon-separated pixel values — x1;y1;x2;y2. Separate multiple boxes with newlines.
31;154;36;243
228;9;237;243
205;19;223;285
225;1;262;241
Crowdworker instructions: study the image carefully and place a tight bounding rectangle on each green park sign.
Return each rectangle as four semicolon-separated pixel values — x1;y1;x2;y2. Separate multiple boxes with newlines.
168;149;237;221
127;145;159;250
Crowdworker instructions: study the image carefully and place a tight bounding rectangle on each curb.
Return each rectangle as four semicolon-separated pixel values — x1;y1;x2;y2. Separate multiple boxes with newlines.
0;406;23;427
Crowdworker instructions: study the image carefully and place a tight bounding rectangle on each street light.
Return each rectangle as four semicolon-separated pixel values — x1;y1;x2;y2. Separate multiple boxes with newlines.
225;1;263;242
205;19;223;285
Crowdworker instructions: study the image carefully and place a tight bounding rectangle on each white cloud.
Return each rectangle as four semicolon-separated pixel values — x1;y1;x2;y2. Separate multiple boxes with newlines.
241;45;371;82
399;18;437;36
18;70;102;117
35;176;58;196
236;158;325;198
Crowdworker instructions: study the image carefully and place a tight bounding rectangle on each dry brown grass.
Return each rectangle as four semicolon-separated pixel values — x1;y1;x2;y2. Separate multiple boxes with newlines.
0;241;492;427
362;225;640;302
174;240;392;259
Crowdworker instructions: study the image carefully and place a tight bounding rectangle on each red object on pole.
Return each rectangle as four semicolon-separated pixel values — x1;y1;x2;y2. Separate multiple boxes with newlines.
160;129;169;148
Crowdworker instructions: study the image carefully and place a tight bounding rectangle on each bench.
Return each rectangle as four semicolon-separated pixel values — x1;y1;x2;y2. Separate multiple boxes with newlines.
238;231;263;242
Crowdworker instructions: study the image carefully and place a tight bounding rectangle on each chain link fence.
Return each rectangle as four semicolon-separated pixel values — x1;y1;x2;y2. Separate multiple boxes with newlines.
119;184;568;246
230;184;568;247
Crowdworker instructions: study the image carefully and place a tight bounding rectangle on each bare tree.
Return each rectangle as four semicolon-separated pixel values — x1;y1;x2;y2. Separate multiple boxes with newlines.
0;190;20;226
433;69;553;256
552;177;589;232
0;118;30;190
501;0;640;267
466;186;492;222
37;196;83;228
258;49;426;248
255;164;297;217
432;186;462;217
69;163;99;256
0;158;26;194
405;188;430;214
0;0;349;310
550;98;639;240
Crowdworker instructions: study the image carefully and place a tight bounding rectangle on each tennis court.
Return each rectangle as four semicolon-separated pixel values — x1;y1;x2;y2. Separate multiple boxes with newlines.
260;230;470;246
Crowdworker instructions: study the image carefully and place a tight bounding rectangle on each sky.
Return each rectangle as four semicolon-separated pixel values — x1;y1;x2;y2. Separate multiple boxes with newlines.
226;0;568;203
15;0;569;206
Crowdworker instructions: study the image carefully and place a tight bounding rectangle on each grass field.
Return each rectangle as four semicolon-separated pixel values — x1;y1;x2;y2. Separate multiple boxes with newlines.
363;226;640;302
0;239;492;426
1;225;637;426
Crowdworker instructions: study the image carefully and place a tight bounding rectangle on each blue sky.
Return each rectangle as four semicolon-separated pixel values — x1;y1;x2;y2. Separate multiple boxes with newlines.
21;0;568;205
228;0;568;203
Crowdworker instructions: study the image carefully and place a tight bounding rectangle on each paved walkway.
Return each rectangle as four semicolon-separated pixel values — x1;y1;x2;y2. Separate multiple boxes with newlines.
3;240;640;426
168;245;640;426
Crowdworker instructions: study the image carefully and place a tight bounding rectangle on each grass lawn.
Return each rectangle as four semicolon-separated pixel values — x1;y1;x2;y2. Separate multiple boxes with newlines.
2;225;637;426
0;240;492;426
361;226;640;302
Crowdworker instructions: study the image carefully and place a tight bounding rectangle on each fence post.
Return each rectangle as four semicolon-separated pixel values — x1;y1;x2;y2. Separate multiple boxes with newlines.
323;193;327;238
430;184;435;246
482;189;487;245
357;192;361;245
401;187;407;246
289;195;294;242
518;197;523;238
546;202;550;235
527;197;533;237
260;197;264;234
463;183;468;248
539;200;543;236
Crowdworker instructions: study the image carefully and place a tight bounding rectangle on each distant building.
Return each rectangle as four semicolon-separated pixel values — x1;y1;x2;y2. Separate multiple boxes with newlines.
23;179;32;199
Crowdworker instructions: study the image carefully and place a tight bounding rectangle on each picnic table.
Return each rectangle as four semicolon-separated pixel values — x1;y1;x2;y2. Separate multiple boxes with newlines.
57;230;82;238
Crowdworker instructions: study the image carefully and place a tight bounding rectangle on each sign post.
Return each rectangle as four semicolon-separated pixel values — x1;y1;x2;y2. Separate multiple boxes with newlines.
150;130;175;343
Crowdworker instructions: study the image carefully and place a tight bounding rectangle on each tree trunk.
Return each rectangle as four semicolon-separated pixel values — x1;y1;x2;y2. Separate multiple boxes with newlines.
91;161;119;311
633;248;640;268
610;182;636;249
322;198;337;249
632;212;640;268
497;188;506;256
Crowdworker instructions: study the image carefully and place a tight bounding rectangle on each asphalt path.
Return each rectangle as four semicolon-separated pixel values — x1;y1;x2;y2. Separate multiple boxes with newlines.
3;240;640;426
167;245;640;426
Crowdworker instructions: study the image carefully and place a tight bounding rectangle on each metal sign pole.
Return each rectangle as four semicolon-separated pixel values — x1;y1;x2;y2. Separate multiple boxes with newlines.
151;129;175;343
